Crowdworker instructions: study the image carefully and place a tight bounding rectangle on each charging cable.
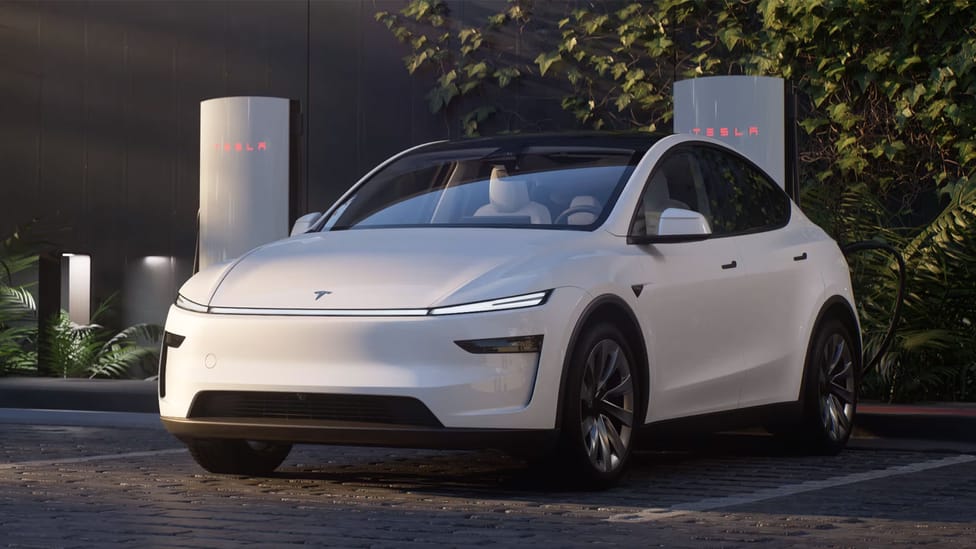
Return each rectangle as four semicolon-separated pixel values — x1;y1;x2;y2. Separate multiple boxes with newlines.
840;241;907;371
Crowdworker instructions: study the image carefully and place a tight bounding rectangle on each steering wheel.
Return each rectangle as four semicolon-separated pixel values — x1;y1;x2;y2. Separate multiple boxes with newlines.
554;205;602;225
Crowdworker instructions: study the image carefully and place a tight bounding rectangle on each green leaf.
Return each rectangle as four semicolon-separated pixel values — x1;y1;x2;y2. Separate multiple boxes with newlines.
611;62;628;80
897;55;923;74
426;82;458;113
410;35;427;50
464;62;488;79
405;49;430;74
438;69;457;86
458;28;477;43
534;51;562;76
615;93;632;111
799;117;829;134
883;140;906;160
494;67;521;88
717;25;742;50
836;135;857;150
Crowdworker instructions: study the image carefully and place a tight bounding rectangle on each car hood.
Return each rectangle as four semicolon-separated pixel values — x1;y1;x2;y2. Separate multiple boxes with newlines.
203;228;596;310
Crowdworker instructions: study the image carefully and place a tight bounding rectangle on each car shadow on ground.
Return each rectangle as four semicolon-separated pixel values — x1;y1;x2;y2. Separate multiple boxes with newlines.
268;431;804;494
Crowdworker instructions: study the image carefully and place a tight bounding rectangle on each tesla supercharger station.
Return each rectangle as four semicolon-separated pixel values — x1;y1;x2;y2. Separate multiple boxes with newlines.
673;75;799;202
198;96;303;271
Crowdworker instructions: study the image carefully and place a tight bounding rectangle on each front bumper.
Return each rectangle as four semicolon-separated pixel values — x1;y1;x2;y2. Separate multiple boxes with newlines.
159;287;587;437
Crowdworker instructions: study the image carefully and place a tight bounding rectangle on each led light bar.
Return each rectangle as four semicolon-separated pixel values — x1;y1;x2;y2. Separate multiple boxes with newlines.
175;295;209;313
429;291;550;316
207;307;429;317
177;290;552;317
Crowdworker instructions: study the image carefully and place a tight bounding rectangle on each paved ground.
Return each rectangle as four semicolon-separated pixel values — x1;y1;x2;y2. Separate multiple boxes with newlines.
1;411;974;548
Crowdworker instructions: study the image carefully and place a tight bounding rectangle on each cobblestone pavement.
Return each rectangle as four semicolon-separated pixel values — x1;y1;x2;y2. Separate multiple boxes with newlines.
0;416;974;548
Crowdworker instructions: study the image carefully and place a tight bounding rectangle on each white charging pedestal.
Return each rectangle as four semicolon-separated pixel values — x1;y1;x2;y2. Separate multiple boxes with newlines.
198;96;292;270
673;75;797;199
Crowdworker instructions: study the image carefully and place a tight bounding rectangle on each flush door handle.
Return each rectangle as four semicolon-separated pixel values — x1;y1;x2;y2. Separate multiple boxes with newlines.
721;260;737;270
794;252;808;261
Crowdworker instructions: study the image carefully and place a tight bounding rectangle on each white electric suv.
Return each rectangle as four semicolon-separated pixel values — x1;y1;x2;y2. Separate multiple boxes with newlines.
160;132;860;487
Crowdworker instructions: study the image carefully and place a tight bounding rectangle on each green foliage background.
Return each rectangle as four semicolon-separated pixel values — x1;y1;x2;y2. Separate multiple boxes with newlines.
0;225;162;379
377;0;976;402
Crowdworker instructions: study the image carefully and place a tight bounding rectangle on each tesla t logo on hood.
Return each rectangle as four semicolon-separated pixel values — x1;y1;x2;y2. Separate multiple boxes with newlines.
313;290;332;301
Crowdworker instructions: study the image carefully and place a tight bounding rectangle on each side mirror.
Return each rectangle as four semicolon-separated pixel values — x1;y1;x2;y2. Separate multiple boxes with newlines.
628;208;711;245
657;208;711;237
290;212;323;237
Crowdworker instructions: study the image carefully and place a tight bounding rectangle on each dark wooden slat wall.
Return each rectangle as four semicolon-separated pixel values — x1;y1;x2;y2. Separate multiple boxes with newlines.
0;0;578;325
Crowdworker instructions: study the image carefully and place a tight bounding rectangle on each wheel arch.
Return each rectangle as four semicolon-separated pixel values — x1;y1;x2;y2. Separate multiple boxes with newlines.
554;293;649;431
798;295;862;401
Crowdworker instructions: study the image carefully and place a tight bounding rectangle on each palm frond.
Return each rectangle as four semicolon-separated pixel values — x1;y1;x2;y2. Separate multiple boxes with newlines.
0;285;37;322
822;175;976;402
89;345;157;379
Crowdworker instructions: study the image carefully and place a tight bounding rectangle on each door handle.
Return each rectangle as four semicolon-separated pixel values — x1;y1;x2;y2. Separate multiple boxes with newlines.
721;260;737;270
793;252;808;261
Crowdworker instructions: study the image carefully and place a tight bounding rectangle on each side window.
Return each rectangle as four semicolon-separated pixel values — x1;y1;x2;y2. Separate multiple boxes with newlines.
632;152;704;236
694;147;789;235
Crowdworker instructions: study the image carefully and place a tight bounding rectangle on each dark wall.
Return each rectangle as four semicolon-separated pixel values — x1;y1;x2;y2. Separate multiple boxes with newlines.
0;0;574;324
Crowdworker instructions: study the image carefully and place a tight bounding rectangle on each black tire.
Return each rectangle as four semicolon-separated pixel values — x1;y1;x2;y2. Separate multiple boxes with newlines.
555;322;640;489
184;438;292;475
793;318;860;454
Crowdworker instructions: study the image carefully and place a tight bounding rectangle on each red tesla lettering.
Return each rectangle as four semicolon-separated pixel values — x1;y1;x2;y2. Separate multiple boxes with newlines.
213;141;271;152
734;128;744;137
691;128;701;135
749;126;759;136
720;127;729;137
706;128;714;137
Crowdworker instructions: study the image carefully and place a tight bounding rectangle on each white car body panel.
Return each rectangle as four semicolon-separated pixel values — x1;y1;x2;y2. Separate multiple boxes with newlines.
160;133;858;451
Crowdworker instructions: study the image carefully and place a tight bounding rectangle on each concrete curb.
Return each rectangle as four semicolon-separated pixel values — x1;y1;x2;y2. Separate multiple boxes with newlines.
0;377;158;413
857;403;976;443
0;378;973;443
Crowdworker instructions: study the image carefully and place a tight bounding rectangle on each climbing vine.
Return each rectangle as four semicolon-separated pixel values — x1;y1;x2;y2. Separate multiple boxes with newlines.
375;0;530;135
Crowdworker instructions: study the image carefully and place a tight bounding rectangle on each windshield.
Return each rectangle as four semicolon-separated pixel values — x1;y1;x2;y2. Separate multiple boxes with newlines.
318;143;643;231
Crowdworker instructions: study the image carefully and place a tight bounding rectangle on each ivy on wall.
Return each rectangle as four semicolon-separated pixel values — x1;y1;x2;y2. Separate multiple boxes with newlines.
375;0;530;135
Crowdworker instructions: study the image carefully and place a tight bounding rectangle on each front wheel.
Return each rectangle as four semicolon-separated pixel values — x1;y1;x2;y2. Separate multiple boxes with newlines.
794;319;860;454
184;438;292;475
556;322;639;488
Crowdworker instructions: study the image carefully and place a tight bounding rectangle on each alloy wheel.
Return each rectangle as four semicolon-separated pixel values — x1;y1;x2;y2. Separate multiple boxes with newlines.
817;333;856;442
579;338;635;473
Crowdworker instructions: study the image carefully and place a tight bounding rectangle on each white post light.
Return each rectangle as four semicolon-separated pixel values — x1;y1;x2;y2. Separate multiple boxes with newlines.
61;253;91;325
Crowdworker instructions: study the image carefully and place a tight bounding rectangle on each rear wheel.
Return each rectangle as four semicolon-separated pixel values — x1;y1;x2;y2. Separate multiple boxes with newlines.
185;438;292;475
556;322;639;488
794;319;859;454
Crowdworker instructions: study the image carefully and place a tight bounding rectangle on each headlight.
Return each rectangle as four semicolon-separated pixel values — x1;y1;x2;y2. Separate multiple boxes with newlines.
429;291;550;316
175;294;209;313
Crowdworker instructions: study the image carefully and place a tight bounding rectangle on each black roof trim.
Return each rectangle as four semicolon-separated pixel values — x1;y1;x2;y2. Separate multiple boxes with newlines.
415;131;666;154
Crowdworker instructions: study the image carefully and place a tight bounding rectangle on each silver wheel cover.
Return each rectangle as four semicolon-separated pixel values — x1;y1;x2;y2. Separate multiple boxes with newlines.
579;338;635;473
818;333;856;442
